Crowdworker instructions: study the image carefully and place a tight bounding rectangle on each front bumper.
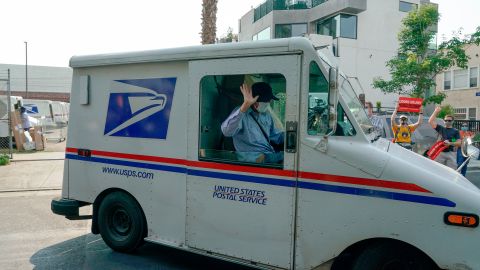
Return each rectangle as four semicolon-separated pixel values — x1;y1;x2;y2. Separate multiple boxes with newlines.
51;197;90;219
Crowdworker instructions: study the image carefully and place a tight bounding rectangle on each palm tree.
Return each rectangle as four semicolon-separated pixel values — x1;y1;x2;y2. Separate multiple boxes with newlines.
201;0;218;44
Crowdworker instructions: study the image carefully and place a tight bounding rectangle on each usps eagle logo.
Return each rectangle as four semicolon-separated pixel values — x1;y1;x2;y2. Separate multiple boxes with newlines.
104;77;177;139
23;104;39;114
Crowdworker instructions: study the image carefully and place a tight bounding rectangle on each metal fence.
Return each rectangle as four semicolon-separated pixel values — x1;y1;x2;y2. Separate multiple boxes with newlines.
0;70;12;159
454;120;480;133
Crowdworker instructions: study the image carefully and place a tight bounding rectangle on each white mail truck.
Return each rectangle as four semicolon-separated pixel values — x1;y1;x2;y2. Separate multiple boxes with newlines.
52;38;480;270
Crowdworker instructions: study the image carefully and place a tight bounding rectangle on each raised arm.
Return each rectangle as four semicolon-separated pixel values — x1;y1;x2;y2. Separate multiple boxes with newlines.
391;105;398;128
429;106;441;129
221;83;259;137
412;107;424;129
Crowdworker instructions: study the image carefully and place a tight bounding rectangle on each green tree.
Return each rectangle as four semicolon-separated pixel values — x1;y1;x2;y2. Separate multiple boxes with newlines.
437;104;454;119
217;27;238;43
201;0;218;45
373;4;480;104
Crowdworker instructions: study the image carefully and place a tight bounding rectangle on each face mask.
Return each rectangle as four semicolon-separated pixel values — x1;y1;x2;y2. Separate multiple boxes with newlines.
445;120;453;127
256;102;269;113
461;127;468;131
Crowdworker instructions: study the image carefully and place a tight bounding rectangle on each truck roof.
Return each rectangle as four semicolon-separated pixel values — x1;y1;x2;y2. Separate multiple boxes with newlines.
69;37;316;68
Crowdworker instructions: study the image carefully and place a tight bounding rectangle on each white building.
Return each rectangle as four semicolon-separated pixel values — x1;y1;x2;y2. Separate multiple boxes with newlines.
239;0;436;107
0;64;72;102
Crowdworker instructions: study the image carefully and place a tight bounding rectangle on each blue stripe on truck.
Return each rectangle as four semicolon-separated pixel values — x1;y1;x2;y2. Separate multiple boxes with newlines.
66;154;456;208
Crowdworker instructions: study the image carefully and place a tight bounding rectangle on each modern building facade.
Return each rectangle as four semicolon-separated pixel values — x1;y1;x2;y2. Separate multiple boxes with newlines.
436;44;480;120
239;0;435;107
0;64;72;102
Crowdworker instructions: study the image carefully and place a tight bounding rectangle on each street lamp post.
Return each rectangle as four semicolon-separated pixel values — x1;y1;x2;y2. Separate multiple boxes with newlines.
24;41;28;98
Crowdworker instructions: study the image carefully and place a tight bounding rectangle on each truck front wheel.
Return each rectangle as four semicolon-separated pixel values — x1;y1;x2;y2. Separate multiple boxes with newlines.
351;242;437;270
98;191;146;253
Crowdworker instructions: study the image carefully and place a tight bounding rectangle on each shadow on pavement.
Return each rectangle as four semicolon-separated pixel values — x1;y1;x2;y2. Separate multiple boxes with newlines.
30;233;253;270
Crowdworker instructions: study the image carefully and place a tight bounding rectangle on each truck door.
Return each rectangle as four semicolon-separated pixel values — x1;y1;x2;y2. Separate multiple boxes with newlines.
186;55;301;269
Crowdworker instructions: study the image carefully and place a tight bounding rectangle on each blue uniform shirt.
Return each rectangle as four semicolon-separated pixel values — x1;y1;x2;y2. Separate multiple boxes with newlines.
221;107;284;163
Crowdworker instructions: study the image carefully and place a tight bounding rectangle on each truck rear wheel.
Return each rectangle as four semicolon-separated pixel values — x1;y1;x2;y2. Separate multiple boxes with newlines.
98;191;146;253
351;242;437;270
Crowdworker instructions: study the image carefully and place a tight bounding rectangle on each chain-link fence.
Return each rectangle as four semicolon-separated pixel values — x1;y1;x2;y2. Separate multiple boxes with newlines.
0;69;13;159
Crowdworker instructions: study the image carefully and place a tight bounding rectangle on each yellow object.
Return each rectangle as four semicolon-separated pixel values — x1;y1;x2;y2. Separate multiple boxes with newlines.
392;124;416;143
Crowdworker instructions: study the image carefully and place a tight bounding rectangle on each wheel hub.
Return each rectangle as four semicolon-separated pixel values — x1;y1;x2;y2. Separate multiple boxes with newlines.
112;208;131;236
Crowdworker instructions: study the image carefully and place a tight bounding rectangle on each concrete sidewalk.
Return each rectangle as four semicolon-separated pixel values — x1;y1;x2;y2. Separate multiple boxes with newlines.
0;151;65;192
11;151;65;161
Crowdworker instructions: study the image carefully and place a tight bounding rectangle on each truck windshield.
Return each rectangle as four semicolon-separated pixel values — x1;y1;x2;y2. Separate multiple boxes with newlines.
339;76;374;135
316;49;373;136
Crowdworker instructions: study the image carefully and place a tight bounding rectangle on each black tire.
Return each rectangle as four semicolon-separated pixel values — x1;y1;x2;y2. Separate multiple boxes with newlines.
351;242;437;270
98;191;146;253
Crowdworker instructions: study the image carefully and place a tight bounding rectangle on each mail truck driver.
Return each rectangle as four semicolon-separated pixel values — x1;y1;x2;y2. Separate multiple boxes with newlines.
221;82;284;164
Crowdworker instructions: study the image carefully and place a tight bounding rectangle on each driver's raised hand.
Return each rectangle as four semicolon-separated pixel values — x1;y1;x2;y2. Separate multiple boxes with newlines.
240;83;259;112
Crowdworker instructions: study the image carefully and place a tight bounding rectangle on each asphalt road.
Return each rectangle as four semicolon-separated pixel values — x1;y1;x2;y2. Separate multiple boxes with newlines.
466;168;480;186
0;190;252;270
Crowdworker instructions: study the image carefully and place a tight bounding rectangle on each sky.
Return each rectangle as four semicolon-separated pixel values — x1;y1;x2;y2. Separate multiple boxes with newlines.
0;0;478;67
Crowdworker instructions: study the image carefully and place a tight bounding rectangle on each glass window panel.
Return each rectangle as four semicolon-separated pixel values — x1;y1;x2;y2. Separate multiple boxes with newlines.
454;69;469;89
307;61;329;136
470;67;478;88
256;27;271;40
399;1;416;12
275;24;292;38
469;108;477;120
199;74;286;168
317;17;337;38
291;24;307;37
454;108;467;120
444;71;451;90
340;14;357;39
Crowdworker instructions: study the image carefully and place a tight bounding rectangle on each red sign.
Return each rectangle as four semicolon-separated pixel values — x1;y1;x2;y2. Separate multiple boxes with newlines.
398;97;423;113
427;141;448;160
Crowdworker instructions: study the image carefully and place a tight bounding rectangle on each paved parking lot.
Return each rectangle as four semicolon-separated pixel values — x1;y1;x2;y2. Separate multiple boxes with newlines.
0;148;478;269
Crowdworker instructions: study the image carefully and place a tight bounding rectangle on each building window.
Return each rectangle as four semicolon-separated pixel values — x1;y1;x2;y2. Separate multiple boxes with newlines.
275;23;307;38
253;27;271;41
444;71;451;90
317;16;338;38
312;0;328;8
316;14;357;39
453;69;469;89
470;67;478;88
399;1;417;12
454;108;467;120
469;108;477;120
340;14;357;39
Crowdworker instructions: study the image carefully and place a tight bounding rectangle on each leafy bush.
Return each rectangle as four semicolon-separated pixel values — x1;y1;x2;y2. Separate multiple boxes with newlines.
0;154;10;166
438;104;454;119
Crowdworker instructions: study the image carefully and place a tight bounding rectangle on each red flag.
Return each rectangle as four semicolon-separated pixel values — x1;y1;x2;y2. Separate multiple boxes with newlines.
427;141;448;160
398;97;423;113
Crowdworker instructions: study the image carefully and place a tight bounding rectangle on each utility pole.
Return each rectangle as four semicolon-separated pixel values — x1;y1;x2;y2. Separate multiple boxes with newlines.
24;41;28;98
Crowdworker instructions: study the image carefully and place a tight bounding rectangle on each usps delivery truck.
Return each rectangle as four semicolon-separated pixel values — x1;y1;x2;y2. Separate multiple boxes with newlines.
51;38;480;270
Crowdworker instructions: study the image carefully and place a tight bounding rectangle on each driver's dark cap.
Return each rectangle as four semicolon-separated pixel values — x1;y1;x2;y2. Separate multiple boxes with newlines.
252;82;279;102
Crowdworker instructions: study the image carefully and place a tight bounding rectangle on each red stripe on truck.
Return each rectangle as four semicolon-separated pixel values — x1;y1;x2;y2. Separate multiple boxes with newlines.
65;147;431;194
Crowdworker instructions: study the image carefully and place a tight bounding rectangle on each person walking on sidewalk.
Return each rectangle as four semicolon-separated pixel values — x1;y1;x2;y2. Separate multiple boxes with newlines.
429;106;461;170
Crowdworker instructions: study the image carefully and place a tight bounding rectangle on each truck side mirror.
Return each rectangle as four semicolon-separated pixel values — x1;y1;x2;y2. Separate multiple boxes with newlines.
461;137;473;158
317;67;340;152
327;67;339;135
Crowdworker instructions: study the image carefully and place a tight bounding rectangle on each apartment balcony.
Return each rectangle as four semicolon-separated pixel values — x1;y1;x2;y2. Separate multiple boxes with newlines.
253;0;366;22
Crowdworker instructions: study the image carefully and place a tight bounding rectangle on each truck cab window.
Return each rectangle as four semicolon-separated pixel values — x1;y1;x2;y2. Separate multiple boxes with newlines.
335;104;356;136
307;61;329;136
198;74;286;169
